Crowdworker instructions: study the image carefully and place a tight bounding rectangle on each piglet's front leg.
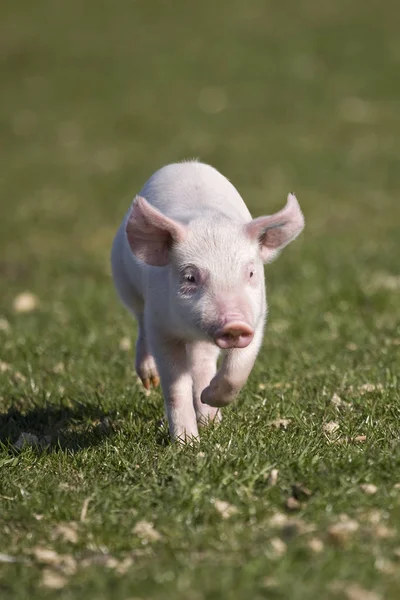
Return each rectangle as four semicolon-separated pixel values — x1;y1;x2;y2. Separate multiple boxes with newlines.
187;341;221;425
149;329;199;442
201;323;264;408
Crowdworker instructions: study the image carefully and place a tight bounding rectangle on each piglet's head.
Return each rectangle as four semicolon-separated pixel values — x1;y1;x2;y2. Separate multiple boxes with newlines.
126;193;304;347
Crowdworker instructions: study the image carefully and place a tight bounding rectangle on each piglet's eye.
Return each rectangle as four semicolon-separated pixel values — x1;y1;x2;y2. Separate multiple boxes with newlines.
249;271;254;278
181;266;201;289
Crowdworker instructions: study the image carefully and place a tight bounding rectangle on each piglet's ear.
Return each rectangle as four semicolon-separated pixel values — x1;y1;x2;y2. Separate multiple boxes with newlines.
245;193;305;263
126;196;186;266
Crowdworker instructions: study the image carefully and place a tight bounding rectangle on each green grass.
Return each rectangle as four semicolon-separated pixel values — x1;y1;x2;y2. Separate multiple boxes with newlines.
1;0;400;598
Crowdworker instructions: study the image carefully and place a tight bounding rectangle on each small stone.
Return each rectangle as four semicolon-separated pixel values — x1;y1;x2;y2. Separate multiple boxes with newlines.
374;525;394;539
53;362;65;374
346;343;358;351
269;513;290;527
115;556;134;574
269;537;287;557
359;383;383;394
35;548;77;575
359;483;378;495
41;569;67;590
366;272;400;292
364;510;382;525
13;371;27;383
52;522;79;544
268;469;279;486
119;337;131;351
33;547;61;565
323;421;340;434
214;499;238;519
133;520;161;542
285;497;301;511
104;556;119;569
344;583;381;600
261;577;278;589
13;292;39;313
331;393;343;407
375;557;395;575
328;519;359;545
258;383;266;390
308;537;324;553
0;361;10;373
270;418;291;430
353;435;367;443
331;393;351;409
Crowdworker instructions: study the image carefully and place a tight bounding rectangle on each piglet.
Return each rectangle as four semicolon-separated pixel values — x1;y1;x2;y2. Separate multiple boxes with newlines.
111;161;304;441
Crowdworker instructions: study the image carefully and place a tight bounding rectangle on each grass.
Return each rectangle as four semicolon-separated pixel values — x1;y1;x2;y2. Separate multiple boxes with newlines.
1;0;400;598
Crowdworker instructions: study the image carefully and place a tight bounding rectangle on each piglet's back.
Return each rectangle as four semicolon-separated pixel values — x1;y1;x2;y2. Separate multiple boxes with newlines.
138;161;252;224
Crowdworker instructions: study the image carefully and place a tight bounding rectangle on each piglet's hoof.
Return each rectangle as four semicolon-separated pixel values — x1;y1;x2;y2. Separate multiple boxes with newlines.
201;381;236;408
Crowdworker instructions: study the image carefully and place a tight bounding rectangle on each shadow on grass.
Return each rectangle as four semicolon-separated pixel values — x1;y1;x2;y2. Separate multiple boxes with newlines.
0;401;117;453
0;399;170;452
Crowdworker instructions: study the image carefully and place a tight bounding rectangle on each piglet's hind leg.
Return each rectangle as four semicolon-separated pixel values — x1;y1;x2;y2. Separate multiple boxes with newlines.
135;314;160;390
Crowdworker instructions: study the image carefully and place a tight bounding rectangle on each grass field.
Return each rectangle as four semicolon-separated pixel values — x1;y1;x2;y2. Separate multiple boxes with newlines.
1;0;400;598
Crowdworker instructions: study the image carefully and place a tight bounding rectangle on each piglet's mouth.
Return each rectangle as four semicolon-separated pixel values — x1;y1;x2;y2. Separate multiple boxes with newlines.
214;322;254;349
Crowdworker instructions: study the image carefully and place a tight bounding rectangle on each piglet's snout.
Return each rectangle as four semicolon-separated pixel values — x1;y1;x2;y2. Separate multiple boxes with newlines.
214;322;254;349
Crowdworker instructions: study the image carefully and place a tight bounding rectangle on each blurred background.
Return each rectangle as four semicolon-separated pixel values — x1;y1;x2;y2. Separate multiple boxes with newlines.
1;0;399;338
